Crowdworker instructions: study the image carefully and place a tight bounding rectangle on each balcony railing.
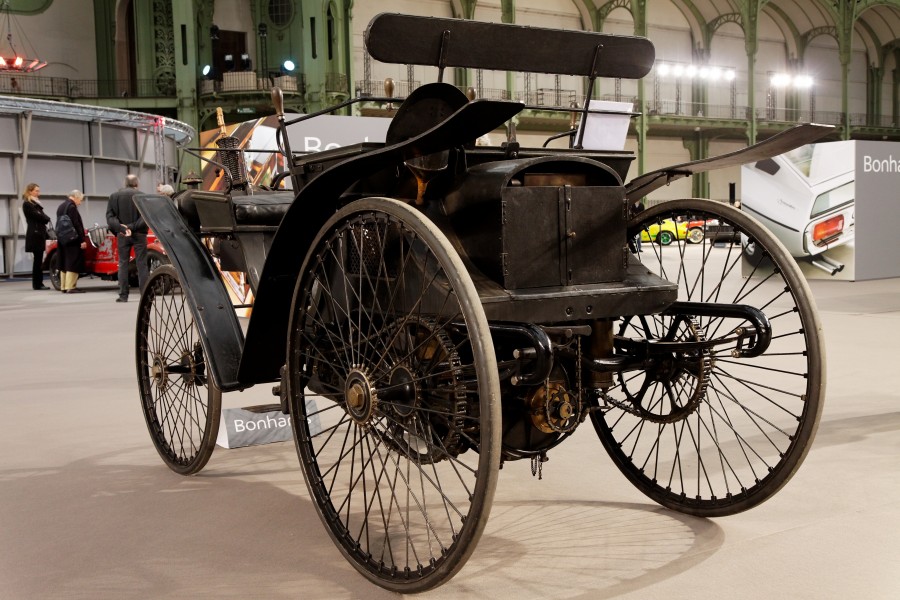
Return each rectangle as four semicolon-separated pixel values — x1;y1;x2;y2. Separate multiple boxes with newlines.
517;88;577;108
0;73;175;99
355;79;420;99
3;70;898;131
198;71;306;96
756;107;845;125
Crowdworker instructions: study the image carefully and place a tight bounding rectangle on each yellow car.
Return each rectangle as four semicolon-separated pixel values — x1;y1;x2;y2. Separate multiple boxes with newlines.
640;219;689;245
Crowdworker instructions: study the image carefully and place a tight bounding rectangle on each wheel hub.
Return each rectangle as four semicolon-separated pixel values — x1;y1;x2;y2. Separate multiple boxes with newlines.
344;368;377;425
383;365;418;419
151;355;169;391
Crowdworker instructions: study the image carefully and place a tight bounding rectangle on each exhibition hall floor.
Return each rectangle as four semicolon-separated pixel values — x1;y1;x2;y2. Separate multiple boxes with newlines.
1;275;898;599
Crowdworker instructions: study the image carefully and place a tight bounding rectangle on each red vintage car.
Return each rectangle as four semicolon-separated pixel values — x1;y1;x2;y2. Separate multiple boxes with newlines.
43;225;168;290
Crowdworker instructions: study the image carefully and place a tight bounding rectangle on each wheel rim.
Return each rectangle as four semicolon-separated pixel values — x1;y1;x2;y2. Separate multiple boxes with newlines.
136;266;220;475
658;231;673;245
687;228;704;244
593;200;824;516
288;199;500;592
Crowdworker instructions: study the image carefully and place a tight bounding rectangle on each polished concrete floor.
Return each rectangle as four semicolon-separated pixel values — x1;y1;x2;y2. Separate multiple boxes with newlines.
1;274;899;599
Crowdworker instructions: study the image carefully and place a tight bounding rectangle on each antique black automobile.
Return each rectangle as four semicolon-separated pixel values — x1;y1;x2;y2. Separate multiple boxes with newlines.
134;14;828;592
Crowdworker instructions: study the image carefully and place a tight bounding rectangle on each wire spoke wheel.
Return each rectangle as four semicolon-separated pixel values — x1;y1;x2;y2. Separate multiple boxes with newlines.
592;199;825;517
136;265;220;475
288;198;500;592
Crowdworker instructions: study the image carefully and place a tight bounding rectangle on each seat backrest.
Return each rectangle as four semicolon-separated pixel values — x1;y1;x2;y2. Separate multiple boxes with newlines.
365;13;655;80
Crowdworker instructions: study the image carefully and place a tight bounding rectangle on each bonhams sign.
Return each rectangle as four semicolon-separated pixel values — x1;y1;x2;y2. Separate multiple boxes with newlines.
216;400;321;449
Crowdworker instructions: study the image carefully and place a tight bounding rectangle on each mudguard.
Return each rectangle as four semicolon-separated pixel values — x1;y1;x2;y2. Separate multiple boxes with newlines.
134;194;245;391
237;97;524;385
625;123;835;200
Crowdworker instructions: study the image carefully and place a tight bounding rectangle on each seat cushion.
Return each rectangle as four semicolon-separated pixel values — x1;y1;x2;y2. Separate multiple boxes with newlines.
232;191;295;226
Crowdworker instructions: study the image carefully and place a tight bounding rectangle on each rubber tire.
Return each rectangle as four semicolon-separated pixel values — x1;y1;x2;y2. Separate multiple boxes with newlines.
287;198;501;592
136;265;221;475
48;251;61;290
592;198;825;517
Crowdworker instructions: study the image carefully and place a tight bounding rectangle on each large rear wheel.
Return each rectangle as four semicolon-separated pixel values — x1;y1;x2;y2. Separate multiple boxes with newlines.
287;198;501;592
592;199;825;517
136;265;220;475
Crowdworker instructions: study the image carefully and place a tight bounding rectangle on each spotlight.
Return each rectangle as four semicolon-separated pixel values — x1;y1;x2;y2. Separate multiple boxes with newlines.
698;66;710;79
657;63;670;76
770;73;791;87
224;54;235;71
282;59;296;72
672;64;684;77
709;67;722;81
685;65;697;78
724;69;736;81
201;64;211;77
258;23;268;38
794;75;814;89
210;25;220;41
240;53;252;71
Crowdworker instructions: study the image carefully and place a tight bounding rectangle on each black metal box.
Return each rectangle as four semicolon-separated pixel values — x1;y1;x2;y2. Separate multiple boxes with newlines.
498;185;627;289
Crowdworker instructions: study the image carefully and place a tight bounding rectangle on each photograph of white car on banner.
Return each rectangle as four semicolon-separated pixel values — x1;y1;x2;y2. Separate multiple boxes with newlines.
741;140;855;279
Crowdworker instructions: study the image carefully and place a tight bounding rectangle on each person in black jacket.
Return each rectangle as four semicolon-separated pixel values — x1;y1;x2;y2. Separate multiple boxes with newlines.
106;174;147;302
57;190;87;294
21;182;50;290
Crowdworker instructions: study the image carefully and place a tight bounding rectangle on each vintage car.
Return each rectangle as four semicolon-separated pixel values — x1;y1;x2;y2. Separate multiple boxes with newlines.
741;141;854;275
44;225;167;290
640;217;688;244
686;216;741;244
131;14;831;593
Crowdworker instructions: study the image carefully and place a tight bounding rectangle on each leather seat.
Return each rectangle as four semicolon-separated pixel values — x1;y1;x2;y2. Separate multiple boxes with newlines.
231;191;294;226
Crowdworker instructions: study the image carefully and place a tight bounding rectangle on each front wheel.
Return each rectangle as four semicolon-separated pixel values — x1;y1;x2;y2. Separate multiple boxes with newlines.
136;265;221;475
592;199;825;517
287;198;501;592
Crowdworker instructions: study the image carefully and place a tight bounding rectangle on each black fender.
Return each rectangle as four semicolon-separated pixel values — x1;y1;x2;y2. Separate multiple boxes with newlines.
625;123;834;200
237;97;524;385
134;194;245;391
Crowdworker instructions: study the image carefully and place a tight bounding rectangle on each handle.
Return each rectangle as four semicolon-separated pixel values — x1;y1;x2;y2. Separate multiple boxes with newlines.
271;87;284;117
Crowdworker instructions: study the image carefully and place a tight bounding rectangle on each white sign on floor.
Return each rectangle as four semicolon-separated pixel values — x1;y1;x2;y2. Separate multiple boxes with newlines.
215;399;321;449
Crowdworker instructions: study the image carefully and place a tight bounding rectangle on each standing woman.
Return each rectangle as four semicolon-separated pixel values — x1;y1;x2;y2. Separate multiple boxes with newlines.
21;182;50;290
57;190;87;293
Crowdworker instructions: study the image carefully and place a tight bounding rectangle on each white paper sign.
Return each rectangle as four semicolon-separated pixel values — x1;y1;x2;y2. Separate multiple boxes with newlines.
577;100;633;151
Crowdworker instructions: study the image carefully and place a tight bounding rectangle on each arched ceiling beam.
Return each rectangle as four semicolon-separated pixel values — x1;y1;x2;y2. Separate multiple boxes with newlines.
667;0;706;51
854;18;884;67
800;25;839;56
707;12;743;50
761;4;801;61
570;0;596;31
597;0;632;30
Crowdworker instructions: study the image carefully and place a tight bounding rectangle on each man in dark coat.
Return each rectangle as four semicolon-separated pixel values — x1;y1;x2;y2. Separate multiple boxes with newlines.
106;174;147;302
56;190;87;293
